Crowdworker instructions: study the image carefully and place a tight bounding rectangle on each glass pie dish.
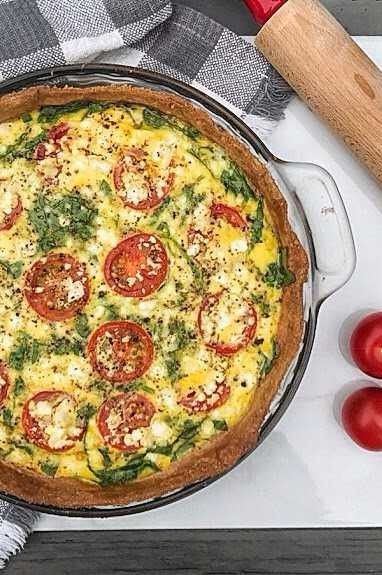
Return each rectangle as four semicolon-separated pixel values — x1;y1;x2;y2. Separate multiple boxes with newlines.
0;64;356;517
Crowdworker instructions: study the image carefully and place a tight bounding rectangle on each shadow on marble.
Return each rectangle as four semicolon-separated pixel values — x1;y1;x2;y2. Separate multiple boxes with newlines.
332;379;373;427
338;308;375;365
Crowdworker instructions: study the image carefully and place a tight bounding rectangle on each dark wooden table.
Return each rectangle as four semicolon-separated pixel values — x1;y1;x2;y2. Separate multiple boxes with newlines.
5;2;382;574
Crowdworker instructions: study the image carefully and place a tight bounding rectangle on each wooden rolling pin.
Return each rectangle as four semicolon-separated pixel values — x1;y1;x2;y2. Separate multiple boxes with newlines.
244;0;382;185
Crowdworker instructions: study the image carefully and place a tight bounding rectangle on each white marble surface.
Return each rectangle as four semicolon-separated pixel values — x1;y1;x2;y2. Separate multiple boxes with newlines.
38;38;382;530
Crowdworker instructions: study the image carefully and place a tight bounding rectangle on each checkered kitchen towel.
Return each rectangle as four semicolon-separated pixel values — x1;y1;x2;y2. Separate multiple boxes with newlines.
0;0;292;567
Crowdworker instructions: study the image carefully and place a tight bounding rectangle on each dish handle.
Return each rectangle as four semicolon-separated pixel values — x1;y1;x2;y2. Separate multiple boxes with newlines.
271;160;356;304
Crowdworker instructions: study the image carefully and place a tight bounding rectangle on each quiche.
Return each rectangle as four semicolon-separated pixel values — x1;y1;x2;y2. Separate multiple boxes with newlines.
0;85;307;508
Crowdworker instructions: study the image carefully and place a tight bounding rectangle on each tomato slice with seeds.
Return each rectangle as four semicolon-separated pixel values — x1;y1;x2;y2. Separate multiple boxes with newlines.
211;203;248;230
34;122;70;161
34;122;70;166
0;362;10;406
97;392;156;452
0;194;22;231
180;379;230;414
198;291;257;356
24;253;90;321
88;321;154;384
104;233;168;298
34;143;47;160
113;148;174;211
48;122;70;142
22;391;86;452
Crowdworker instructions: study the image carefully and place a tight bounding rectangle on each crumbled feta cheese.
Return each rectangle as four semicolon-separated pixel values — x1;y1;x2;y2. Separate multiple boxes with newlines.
230;238;248;253
64;278;85;303
30;400;52;418
186;243;200;257
138;299;156;316
151;420;171;441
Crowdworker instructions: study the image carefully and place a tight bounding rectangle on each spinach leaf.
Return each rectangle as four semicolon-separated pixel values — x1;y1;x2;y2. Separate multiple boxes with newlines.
104;303;119;321
96;456;159;486
28;192;98;252
21;112;32;123
213;419;228;431
137;383;154;394
22;130;48;158
0;132;27;161
10;440;33;455
188;146;216;177
258;339;280;377
149;319;164;344
181;125;200;140
164;319;195;382
248;196;264;245
264;248;295;288
156;221;171;238
48;335;84;356
78;403;97;422
143;107;199;140
251;293;271;318
171;419;203;461
9;333;42;371
38;101;90;123
83;102;110;117
91;379;112;394
1;408;13;428
179;419;201;439
99;179;112;197
40;460;58;477
152;444;172;456
156;222;205;293
180;183;205;224
143;108;167;129
0;129;48;162
168;318;194;351
75;313;90;339
165;353;181;383
9;331;84;369
119;380;154;394
98;447;112;468
149;196;171;224
0;259;23;279
221;162;253;201
172;441;194;460
14;376;25;397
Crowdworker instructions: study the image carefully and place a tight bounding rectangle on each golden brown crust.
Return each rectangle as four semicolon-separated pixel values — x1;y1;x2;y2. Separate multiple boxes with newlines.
0;84;308;508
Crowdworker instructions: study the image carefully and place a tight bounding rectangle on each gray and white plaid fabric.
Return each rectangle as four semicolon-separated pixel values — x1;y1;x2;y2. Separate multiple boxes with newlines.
0;0;292;567
0;0;292;129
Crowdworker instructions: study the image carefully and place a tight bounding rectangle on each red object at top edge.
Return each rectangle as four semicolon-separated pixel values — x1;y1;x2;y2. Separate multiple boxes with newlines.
243;0;287;25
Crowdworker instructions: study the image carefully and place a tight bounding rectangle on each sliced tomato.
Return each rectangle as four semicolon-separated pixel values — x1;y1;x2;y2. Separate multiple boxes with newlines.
104;233;168;298
97;392;156;451
198;291;257;356
34;143;47;160
180;379;230;414
88;321;154;384
24;253;90;321
210;203;248;230
22;390;85;452
48;122;69;142
0;194;22;232
113;148;174;211
0;362;10;406
34;123;69;161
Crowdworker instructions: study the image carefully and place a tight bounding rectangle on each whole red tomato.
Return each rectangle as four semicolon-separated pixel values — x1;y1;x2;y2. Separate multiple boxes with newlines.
350;313;382;378
342;387;382;450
